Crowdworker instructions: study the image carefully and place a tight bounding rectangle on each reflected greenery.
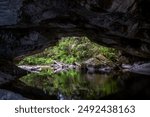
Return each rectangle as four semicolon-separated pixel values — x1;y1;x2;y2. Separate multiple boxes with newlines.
21;69;120;99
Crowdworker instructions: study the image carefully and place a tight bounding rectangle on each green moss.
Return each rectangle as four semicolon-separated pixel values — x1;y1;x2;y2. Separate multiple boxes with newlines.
19;37;118;65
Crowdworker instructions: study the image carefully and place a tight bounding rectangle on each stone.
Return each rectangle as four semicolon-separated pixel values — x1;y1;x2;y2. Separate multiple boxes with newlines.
121;64;132;69
0;0;24;26
129;63;150;75
0;89;27;100
81;54;113;72
82;54;112;66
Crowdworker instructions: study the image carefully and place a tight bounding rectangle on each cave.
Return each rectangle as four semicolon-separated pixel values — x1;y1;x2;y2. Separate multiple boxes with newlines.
0;0;150;99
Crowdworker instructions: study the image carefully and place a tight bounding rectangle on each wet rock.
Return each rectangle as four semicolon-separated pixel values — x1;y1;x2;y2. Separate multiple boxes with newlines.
121;64;132;69
121;62;150;75
0;89;27;100
98;66;112;73
129;63;150;75
81;54;113;73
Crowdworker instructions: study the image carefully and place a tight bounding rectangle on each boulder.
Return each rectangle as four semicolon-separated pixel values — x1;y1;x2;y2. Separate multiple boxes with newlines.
0;89;27;100
81;54;114;72
129;63;150;75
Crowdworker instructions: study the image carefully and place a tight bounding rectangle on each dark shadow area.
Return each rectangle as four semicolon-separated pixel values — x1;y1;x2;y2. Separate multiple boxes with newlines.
0;81;57;100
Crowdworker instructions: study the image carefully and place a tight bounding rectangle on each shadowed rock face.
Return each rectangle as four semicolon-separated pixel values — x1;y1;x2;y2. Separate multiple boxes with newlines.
0;0;150;83
0;0;150;60
0;0;24;26
0;60;28;85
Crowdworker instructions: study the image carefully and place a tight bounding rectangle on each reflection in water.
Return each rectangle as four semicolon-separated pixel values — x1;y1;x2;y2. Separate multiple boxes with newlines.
20;69;150;100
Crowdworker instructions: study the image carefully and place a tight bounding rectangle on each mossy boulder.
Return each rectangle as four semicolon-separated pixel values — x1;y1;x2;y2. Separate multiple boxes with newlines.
81;54;114;70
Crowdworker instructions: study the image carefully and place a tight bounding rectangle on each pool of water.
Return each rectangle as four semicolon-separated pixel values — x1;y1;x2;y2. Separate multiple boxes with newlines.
17;69;150;100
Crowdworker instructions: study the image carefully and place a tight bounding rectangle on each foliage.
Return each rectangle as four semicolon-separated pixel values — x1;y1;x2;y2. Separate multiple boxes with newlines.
98;46;118;61
19;56;53;65
19;37;118;65
20;37;120;99
21;69;119;99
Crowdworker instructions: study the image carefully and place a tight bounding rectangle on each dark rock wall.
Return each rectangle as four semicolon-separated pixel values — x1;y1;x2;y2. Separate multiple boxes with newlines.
0;0;23;26
0;0;149;60
0;0;150;84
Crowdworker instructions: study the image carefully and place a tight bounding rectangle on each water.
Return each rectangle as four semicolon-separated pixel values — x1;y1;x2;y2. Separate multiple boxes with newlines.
17;69;150;100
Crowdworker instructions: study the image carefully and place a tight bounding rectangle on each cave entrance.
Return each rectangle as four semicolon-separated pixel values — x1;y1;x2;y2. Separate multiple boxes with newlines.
19;36;119;67
17;36;124;100
11;36;148;100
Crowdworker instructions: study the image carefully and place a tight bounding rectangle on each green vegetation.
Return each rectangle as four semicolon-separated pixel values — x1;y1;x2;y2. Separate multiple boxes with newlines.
21;69;119;99
19;37;118;65
20;37;120;99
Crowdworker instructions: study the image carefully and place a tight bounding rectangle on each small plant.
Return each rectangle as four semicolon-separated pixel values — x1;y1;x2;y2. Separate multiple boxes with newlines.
19;37;118;65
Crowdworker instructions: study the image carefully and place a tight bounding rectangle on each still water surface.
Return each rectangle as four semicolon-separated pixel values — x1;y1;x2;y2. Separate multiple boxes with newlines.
20;69;150;100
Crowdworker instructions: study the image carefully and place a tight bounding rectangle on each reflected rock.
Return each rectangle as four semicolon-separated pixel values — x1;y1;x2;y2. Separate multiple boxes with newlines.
0;60;28;85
